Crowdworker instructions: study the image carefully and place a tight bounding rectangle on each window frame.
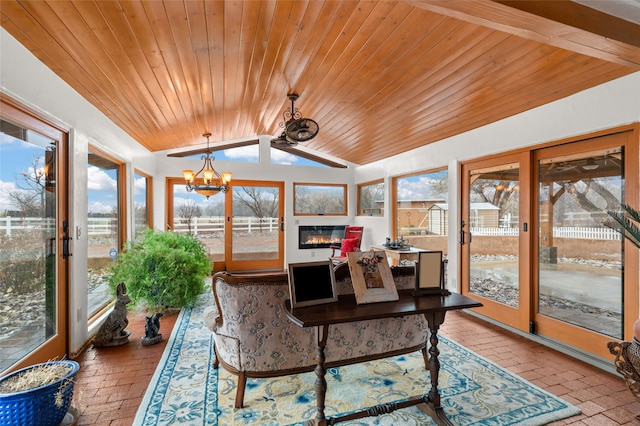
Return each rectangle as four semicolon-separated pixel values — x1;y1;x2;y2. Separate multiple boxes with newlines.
133;169;153;234
293;182;348;216
391;167;448;241
357;179;384;216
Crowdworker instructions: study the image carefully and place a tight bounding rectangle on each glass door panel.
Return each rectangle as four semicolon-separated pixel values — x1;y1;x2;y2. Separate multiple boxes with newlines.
169;179;226;267
537;147;624;339
461;154;526;330
227;181;284;271
0;116;65;373
468;162;520;307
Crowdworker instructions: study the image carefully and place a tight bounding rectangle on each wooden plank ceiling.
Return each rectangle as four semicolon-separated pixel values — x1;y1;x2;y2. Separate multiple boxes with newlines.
1;0;638;165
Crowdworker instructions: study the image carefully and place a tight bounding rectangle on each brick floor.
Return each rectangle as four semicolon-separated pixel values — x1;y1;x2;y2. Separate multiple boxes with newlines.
70;309;640;425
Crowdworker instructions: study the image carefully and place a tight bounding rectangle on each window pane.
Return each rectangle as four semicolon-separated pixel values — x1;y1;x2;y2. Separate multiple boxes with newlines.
87;151;120;319
232;185;280;260
468;163;520;308
394;170;448;254
271;148;329;167
0;120;57;371
294;184;346;215
134;171;150;239
172;183;225;264
538;148;623;339
358;181;384;216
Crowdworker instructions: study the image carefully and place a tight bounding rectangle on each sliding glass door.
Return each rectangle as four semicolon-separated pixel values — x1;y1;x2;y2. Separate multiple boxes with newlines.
533;132;637;357
460;128;638;359
461;153;529;330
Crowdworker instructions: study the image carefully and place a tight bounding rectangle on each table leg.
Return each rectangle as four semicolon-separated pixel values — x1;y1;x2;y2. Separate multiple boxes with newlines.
313;324;329;426
418;311;453;426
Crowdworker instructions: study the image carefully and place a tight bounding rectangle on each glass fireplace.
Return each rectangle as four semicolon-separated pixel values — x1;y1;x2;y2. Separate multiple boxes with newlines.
298;225;346;249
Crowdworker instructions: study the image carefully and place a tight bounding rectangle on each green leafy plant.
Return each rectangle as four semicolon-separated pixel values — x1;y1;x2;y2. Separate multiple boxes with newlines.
108;229;211;309
604;203;640;249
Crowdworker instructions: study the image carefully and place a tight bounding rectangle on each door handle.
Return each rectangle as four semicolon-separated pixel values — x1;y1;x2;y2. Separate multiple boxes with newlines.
63;236;73;258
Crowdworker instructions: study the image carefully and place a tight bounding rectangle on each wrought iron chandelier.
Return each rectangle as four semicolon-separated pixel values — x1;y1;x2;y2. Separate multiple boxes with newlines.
182;132;231;198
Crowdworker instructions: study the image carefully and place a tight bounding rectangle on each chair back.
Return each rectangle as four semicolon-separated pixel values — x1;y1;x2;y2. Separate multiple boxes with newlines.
343;226;363;247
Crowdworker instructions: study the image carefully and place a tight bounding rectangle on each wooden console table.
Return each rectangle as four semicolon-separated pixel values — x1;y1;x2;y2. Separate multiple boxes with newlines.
285;291;482;425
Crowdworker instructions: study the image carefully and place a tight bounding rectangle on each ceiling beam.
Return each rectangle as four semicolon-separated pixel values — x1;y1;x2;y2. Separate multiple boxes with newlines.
408;0;640;68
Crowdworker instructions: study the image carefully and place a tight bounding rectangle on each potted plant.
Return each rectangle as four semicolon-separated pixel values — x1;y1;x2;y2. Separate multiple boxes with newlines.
603;203;640;249
0;360;79;426
108;229;211;310
605;204;640;409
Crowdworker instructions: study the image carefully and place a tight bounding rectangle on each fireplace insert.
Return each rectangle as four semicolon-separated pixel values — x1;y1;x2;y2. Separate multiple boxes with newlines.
298;225;346;249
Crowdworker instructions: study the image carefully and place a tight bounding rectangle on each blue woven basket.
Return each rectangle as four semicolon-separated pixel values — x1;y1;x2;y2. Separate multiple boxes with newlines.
0;360;79;426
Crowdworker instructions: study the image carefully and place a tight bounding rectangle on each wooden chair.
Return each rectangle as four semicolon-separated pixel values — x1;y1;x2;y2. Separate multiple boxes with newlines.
330;226;364;263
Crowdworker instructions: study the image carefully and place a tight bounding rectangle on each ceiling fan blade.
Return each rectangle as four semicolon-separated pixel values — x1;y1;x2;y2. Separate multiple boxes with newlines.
167;139;258;157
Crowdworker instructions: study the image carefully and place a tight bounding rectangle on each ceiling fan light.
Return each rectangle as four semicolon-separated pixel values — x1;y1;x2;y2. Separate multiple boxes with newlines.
583;158;599;170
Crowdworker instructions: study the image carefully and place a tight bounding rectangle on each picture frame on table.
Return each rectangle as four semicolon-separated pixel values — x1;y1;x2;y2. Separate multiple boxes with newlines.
288;260;338;308
413;250;450;296
347;250;399;304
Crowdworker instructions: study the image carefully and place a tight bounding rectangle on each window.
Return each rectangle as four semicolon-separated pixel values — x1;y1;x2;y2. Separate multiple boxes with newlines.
133;170;152;238
294;183;347;215
357;180;384;216
392;169;448;253
87;148;124;319
271;148;330;167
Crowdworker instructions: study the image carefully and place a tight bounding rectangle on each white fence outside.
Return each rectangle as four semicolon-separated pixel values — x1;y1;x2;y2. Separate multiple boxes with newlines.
470;226;621;240
0;217;620;240
0;216;278;236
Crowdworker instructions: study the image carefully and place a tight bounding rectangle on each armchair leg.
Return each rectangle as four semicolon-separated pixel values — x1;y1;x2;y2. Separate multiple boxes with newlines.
235;371;247;408
421;346;429;370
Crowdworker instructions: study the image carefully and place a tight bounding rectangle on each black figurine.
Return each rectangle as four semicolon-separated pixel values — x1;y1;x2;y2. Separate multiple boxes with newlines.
142;312;164;346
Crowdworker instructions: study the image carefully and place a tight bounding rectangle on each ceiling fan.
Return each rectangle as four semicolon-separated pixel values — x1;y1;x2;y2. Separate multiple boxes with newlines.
270;93;319;147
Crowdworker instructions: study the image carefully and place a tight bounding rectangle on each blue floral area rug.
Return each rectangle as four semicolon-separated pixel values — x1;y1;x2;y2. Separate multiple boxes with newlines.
133;293;581;425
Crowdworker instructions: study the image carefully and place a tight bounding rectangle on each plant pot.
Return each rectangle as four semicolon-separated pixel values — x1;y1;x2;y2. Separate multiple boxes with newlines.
0;360;79;426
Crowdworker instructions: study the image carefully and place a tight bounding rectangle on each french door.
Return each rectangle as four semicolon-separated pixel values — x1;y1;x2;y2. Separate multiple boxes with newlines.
0;95;69;374
167;178;284;272
225;180;284;271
